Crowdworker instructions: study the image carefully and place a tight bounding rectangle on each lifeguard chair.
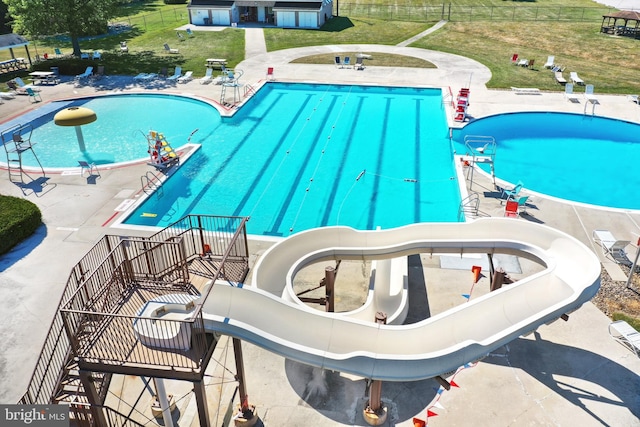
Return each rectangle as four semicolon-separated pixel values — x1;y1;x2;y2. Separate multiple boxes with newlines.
146;130;179;170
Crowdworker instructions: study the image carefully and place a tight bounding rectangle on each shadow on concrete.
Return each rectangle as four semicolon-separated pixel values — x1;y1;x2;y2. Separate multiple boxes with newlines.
486;331;640;423
284;359;437;426
0;224;47;272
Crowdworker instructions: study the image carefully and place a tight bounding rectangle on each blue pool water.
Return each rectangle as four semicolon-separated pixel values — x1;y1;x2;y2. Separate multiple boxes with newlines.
2;94;219;168
454;112;640;210
124;83;460;236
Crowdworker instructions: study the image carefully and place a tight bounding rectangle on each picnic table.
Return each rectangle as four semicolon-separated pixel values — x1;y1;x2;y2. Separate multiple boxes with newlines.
29;71;60;85
0;58;27;73
205;58;227;69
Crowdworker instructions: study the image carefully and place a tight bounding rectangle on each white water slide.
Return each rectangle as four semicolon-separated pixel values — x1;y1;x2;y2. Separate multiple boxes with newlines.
195;218;600;381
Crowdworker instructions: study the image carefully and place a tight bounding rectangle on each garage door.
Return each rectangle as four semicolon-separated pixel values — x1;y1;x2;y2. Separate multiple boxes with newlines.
211;10;231;26
298;12;317;28
278;12;296;27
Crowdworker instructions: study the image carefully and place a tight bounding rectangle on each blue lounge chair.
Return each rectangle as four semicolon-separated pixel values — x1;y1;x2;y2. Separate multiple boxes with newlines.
167;66;182;81
501;181;523;201
75;66;93;80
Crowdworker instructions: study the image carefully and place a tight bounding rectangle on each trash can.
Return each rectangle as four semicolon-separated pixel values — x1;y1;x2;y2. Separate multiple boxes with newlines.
203;17;210;26
50;66;59;76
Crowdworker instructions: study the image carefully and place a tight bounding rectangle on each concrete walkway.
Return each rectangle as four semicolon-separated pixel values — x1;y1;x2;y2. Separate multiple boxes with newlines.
0;24;639;427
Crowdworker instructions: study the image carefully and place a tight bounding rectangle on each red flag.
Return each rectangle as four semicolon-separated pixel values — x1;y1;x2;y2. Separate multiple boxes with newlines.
450;380;459;388
427;410;439;417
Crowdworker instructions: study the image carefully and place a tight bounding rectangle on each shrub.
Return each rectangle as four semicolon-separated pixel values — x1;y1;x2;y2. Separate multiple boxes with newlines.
0;195;42;255
164;0;187;4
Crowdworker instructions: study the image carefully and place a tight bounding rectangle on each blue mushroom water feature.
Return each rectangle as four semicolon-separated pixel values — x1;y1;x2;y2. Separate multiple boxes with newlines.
53;106;97;152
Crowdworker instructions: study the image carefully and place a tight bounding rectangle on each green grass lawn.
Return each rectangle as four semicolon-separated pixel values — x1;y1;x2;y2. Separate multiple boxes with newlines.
0;0;638;94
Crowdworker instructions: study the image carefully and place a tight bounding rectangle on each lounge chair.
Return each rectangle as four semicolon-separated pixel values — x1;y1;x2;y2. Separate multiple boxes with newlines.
510;53;518;64
570;71;584;85
133;73;156;81
92;51;101;60
354;57;365;70
54;48;63;57
80;52;90;60
627;94;639;104
592;229;632;265
75;66;93;80
504;200;519;218
164;44;179;54
266;67;274;80
14;77;41;92
543;55;555;69
91;65;105;80
178;71;193;83
609;320;640;357
120;41;128;53
334;56;342;68
167;66;182;81
554;71;567;85
584;84;599;103
186;28;194;37
26;87;42;103
563;83;580;102
514;195;530;214
517;58;529;67
7;81;26;94
501;181;523;201
343;56;351;67
199;68;213;84
177;31;185;41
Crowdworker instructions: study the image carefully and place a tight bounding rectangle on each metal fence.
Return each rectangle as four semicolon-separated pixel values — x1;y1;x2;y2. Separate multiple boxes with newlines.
111;6;188;31
334;4;615;22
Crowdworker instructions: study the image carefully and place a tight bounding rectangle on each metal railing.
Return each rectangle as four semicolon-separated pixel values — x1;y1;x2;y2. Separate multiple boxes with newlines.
70;402;145;427
19;215;249;407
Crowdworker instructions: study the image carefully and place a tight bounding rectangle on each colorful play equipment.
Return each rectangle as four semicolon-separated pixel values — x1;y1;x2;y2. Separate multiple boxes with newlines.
146;130;179;170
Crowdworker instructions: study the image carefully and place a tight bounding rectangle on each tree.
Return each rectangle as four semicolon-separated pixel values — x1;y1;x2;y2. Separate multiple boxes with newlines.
4;0;130;56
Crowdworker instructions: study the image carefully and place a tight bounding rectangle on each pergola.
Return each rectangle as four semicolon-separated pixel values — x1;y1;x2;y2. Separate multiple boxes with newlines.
0;33;33;73
601;10;640;39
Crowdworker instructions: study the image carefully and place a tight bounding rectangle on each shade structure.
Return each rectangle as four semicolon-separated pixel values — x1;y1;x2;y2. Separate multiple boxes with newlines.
54;107;97;152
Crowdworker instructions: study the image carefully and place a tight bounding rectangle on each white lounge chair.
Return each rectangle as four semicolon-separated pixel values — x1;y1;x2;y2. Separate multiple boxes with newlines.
167;66;182;81
563;83;580;102
199;68;213;84
592;229;631;265
584;84;598;103
570;71;584;85
609;320;640;357
164;43;179;54
627;94;639;104
178;71;193;83
543;55;555;69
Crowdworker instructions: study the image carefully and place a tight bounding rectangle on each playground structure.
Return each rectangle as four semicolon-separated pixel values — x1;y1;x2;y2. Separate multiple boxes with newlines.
18;216;601;426
146;130;179;170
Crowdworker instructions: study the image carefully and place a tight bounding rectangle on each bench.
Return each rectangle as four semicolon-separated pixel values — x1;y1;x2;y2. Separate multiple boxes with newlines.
511;87;541;95
609;320;640;357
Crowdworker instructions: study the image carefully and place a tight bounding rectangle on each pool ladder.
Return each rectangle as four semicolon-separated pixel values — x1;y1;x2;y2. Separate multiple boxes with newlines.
141;170;164;197
458;193;481;221
1;124;45;183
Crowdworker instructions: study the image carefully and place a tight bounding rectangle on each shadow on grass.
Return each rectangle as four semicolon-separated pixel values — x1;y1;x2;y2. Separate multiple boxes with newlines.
320;16;355;32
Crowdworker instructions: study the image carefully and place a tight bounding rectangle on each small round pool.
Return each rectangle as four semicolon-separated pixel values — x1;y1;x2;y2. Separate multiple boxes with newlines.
2;94;221;169
454;112;640;210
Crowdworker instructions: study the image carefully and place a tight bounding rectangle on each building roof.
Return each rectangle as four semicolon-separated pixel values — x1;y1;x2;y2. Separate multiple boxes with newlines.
0;33;29;51
273;2;322;10
603;10;640;20
189;0;234;6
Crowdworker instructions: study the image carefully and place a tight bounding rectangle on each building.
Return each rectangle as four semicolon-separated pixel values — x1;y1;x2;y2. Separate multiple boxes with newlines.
187;0;333;29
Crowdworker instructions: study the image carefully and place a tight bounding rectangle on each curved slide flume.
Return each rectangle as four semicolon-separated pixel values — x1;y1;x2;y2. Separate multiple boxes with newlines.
200;218;600;381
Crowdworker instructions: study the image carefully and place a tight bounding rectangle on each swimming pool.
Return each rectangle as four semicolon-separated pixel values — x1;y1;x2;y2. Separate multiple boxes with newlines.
124;83;461;236
454;112;640;210
1;94;219;168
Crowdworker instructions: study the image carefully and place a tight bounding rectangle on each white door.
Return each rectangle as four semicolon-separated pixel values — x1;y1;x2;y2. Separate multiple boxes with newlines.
278;12;296;27
211;9;231;26
298;12;317;28
191;9;208;25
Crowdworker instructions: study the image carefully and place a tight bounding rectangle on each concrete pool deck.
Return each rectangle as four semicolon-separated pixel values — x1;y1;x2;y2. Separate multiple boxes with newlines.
1;30;639;426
